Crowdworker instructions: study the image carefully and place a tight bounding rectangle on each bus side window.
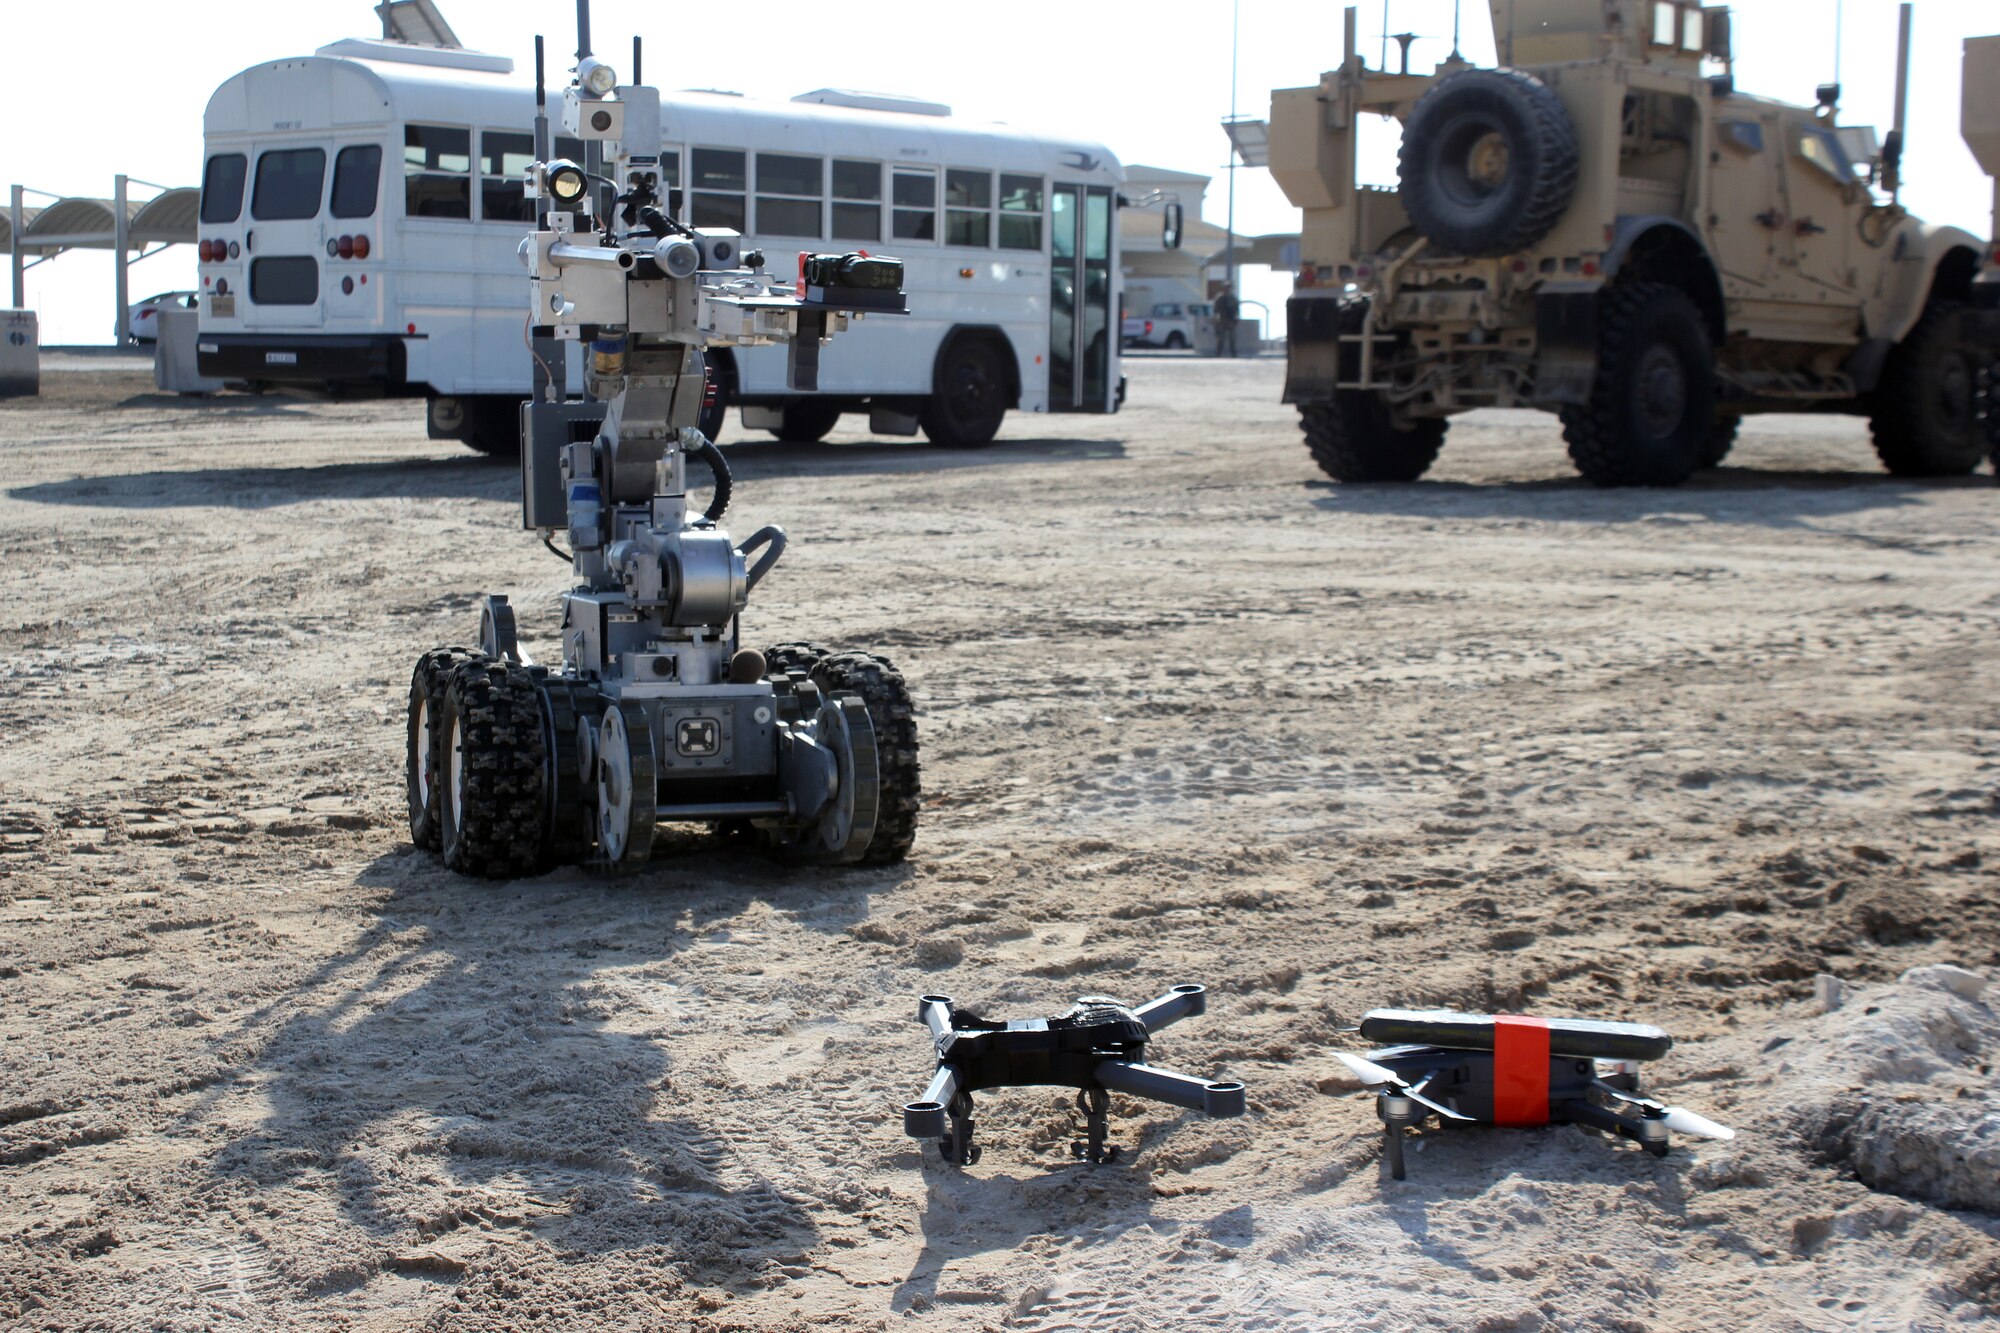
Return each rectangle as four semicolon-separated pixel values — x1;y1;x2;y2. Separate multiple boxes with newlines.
201;153;248;225
892;168;937;243
331;145;382;220
998;174;1043;251
691;148;746;232
946;169;992;247
755;152;823;238
480;130;537;224
831;159;881;242
405;125;471;220
663;149;683;220
251;148;326;222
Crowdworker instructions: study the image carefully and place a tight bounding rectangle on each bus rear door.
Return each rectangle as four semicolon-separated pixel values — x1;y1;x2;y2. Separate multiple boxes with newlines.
242;145;329;333
1048;183;1114;412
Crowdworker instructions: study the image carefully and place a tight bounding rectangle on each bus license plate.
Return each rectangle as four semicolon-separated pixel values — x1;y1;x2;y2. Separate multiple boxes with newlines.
265;351;297;365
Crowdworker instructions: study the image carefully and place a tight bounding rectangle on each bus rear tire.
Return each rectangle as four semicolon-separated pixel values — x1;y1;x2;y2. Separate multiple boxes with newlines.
462;396;523;460
920;340;1008;448
774;401;842;443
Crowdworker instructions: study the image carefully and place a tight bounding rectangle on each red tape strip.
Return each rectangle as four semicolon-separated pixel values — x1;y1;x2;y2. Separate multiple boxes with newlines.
1492;1015;1551;1126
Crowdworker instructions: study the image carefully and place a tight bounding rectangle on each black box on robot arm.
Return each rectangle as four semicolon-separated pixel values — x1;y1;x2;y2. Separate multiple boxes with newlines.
787;252;909;391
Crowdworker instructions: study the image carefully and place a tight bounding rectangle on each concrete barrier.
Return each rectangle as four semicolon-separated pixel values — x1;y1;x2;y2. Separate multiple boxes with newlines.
0;309;39;397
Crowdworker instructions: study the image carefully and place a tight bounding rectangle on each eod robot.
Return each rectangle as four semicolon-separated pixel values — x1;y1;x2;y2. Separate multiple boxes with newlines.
406;22;918;876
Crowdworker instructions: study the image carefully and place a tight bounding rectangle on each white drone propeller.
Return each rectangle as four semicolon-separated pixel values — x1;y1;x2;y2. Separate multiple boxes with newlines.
1335;1051;1473;1121
1594;1081;1736;1141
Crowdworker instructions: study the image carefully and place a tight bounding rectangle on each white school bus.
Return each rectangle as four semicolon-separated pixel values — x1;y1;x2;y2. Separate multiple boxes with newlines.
196;37;1128;452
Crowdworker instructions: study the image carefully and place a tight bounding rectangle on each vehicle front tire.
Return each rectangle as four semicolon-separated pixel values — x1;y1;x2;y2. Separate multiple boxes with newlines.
1869;300;1988;477
1299;397;1447;483
1700;416;1740;469
1560;282;1716;487
920;339;1008;448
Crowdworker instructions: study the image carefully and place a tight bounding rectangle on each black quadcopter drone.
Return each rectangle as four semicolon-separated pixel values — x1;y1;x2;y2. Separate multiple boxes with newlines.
902;985;1246;1166
1335;1009;1735;1180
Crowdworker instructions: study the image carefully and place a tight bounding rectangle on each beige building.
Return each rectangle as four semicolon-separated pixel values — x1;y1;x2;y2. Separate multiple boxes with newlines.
1119;164;1296;337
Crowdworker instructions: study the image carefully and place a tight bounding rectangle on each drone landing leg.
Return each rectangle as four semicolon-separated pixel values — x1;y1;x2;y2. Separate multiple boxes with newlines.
1072;1087;1117;1164
1379;1093;1418;1180
942;1091;981;1167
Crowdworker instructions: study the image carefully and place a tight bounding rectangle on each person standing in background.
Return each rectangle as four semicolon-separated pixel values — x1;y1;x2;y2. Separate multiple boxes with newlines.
1214;283;1241;358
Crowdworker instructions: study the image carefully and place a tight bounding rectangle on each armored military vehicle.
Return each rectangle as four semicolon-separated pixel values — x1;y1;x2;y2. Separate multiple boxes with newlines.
1267;0;2000;485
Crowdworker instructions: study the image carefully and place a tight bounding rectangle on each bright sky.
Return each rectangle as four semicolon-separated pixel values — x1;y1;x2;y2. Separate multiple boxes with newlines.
7;0;1996;345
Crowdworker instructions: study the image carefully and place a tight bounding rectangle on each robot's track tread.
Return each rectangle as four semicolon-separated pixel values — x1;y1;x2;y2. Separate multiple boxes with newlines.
812;652;920;865
441;656;551;879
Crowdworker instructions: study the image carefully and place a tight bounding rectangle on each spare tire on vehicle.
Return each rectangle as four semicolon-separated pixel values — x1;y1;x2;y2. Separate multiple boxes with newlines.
1397;67;1580;258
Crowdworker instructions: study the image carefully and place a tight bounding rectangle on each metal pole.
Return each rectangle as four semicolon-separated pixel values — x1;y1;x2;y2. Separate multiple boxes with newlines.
113;174;130;346
1225;0;1238;296
9;185;24;309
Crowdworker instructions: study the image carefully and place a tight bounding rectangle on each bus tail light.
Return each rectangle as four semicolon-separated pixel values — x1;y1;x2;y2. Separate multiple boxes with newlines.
199;239;215;262
352;234;370;260
1298;265;1317;288
336;235;355;259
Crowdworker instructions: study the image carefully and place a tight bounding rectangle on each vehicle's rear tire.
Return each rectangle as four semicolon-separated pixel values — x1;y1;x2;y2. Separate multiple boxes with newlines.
1700;416;1740;469
774;401;842;443
1398;67;1579;258
461;396;524;459
1869;300;1988;477
1299;398;1446;482
438;656;551;878
810;652;920;864
1560;282;1716;487
1165;331;1188;350
920;339;1008;447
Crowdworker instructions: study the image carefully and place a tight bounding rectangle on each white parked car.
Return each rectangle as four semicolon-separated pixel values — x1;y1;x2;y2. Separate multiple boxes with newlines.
1121;301;1212;350
127;291;200;346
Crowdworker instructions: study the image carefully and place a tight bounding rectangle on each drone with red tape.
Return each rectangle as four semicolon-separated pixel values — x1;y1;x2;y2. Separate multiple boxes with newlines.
1336;1010;1736;1180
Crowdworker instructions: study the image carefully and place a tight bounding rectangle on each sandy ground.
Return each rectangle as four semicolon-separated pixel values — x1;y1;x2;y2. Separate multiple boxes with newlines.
1;357;1996;1331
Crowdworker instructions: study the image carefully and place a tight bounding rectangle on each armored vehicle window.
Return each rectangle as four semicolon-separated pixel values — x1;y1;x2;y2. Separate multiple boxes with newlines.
892;168;937;242
1681;7;1703;52
1797;128;1854;183
691;148;746;231
946;169;992;248
831;159;881;241
1719;120;1763;154
1651;2;1677;47
756;153;822;238
404;125;471;220
998;174;1043;250
201;153;247;224
251;148;326;221
250;255;317;305
330;146;382;220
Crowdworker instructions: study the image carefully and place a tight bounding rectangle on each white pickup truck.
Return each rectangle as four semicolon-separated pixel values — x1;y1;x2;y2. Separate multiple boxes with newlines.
1121;301;1213;350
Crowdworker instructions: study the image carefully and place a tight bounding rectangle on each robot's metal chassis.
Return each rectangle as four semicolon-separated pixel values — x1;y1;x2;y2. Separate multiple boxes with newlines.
902;986;1246;1166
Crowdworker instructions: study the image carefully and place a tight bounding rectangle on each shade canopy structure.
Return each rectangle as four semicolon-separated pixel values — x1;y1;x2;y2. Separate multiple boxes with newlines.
9;178;197;345
3;188;198;254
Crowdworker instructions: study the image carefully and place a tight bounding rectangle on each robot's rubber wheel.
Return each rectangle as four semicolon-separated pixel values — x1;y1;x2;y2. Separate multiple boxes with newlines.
438;656;552;878
407;645;477;850
811;652;921;864
596;701;656;869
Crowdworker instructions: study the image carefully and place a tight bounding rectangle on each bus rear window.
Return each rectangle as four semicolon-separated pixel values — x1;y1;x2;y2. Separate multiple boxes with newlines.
200;153;247;224
250;255;318;305
251;149;326;221
405;125;471;220
330;145;382;219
